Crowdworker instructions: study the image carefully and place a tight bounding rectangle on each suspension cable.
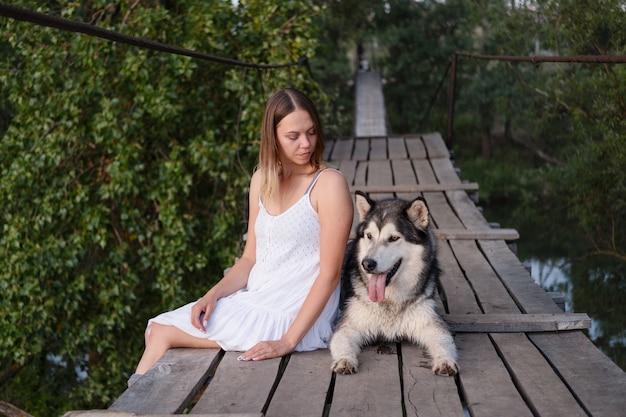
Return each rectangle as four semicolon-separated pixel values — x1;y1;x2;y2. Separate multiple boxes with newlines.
456;51;626;65
0;3;307;70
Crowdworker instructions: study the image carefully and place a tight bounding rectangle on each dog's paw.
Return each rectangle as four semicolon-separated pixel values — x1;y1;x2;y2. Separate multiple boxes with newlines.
331;358;359;375
432;358;459;376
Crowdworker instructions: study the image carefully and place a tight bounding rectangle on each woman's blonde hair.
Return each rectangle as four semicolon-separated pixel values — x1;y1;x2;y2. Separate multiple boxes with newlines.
258;88;325;204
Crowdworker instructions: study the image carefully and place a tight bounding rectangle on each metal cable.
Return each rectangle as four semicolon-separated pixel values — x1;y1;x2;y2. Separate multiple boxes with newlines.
0;3;307;69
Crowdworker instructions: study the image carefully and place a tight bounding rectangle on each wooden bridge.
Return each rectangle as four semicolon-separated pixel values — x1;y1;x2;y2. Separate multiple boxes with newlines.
65;71;626;417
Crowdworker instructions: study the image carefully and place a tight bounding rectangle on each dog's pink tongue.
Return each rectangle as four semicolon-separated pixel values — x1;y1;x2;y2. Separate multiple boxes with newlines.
368;274;386;302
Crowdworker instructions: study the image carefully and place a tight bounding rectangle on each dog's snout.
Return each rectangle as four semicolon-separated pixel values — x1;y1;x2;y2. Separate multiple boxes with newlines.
362;258;377;273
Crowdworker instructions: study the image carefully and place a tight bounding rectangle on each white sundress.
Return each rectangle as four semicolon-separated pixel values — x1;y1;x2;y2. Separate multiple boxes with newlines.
148;169;341;351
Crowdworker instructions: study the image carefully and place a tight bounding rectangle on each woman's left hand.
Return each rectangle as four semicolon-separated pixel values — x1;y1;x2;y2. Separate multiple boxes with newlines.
238;339;295;361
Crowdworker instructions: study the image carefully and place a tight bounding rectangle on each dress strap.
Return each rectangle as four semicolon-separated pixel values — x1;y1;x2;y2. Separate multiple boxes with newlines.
304;168;340;195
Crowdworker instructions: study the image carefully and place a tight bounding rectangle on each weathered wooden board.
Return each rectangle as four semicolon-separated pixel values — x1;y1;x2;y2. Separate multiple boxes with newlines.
388;136;407;160
490;333;588;417
424;192;464;230
479;240;563;314
437;240;482;315
455;333;534;417
436;228;518;240
190;352;281;415
421;132;449;159
529;331;626;417
324;140;334;161
365;159;394;199
265;350;333;417
369;137;387;160
334;160;357;188
430;157;460;184
330;139;353;160
405;136;427;160
445;313;591;332
330;346;403;417
390;158;419;201
349;183;479;193
446;190;492;229
412;159;438;184
449;239;520;313
109;348;220;414
65;413;261;417
401;344;465;417
353;138;369;161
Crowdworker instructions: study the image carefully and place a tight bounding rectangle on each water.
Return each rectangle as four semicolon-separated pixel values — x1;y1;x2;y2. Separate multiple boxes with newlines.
483;206;626;372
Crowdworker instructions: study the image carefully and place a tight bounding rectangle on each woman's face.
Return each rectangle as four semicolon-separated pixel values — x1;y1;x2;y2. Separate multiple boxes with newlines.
275;109;317;168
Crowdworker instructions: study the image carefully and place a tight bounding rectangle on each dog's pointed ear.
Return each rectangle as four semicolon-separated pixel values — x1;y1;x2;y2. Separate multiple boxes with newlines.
407;197;429;229
355;191;373;221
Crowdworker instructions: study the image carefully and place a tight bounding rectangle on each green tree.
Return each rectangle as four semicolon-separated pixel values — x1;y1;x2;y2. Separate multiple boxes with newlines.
0;1;323;414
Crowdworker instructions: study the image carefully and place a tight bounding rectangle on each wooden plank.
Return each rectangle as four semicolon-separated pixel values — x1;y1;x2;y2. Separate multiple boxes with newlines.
490;333;588;417
390;159;418;201
324;139;335;161
349;183;479;193
412;159;438;184
444;313;591;333
405;135;427;159
369;137;387;160
437;241;481;315
435;228;518;240
330;346;403;416
190;352;282;415
456;333;534;417
430;157;461;184
66;413;261;417
446;190;492;229
388;136;407;159
335;160;357;189
401;344;465;417
449;239;520;314
423;192;464;230
365;159;394;199
437;243;534;417
530;331;626;417
266;350;332;417
109;348;220;414
479;240;563;314
421;132;449;159
331;138;353;160
353;138;369;161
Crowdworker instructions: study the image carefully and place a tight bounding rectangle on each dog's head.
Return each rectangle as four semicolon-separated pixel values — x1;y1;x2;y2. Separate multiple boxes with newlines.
353;191;434;303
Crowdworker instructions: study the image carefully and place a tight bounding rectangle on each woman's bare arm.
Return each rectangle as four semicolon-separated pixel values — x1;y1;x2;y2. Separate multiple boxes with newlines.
191;171;261;331
241;169;353;359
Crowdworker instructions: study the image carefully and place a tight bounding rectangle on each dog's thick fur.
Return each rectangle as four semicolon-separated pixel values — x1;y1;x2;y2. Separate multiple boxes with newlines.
330;191;458;376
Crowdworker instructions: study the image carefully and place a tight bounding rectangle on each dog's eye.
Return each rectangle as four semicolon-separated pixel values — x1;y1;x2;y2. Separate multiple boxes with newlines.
366;233;372;240
389;235;400;242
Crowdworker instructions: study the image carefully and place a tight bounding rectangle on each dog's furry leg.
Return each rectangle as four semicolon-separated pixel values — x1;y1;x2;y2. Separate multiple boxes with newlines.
329;325;364;374
417;323;459;376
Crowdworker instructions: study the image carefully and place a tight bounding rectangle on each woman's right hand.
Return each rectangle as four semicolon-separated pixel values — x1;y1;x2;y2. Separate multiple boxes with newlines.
191;291;218;332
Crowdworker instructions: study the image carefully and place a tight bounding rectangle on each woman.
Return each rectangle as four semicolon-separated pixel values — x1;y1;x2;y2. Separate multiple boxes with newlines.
130;88;353;384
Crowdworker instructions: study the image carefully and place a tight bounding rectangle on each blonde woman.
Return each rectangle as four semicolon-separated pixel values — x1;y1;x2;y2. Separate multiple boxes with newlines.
130;88;353;385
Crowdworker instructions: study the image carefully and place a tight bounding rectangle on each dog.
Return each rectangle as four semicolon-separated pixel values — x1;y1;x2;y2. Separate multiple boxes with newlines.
330;191;458;376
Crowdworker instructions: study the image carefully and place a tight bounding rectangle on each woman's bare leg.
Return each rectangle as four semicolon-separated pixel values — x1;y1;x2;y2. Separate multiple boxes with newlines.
135;322;220;375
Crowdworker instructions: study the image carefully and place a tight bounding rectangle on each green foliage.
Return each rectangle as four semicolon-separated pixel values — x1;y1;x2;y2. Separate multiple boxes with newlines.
548;133;626;260
0;0;323;414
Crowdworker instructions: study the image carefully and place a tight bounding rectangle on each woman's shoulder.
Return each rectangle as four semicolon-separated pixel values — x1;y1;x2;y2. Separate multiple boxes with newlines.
312;167;351;201
317;167;347;186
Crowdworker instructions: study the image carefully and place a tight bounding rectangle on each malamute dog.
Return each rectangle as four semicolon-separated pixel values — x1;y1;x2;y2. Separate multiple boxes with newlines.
330;191;459;376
